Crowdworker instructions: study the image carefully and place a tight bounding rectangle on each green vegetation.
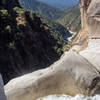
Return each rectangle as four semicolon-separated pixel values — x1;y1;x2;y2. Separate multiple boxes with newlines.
29;10;35;20
19;0;80;39
39;14;71;43
13;6;22;12
19;0;65;20
0;9;8;15
57;5;81;32
0;0;69;84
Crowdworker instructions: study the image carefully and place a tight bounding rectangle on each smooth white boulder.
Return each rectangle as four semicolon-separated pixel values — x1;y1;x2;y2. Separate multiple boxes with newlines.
4;52;100;100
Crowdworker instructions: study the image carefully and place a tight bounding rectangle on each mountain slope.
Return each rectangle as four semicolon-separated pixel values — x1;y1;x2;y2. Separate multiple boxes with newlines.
57;5;81;32
19;0;64;20
0;0;66;84
40;16;72;41
19;0;72;41
37;0;78;9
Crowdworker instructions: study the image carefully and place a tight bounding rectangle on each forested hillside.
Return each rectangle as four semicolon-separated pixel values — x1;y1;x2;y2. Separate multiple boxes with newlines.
57;5;81;32
19;0;64;19
19;0;71;41
0;0;69;84
19;0;81;33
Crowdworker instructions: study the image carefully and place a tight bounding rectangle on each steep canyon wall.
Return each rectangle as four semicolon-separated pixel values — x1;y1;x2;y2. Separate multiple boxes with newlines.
79;0;100;39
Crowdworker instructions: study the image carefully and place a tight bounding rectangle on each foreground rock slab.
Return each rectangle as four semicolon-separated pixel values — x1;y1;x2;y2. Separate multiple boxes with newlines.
4;52;100;100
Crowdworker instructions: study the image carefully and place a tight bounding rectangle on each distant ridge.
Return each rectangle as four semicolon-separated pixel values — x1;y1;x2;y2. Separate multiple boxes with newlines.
37;0;79;9
19;0;65;19
57;5;81;32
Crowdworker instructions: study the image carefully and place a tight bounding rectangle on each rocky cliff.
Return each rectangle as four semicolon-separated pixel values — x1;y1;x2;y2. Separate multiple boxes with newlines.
77;0;100;40
72;0;100;51
71;0;100;72
79;0;100;74
4;0;100;100
4;51;100;100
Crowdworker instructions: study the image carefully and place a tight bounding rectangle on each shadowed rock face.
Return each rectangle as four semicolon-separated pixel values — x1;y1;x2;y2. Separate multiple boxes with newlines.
71;0;92;52
0;0;20;9
0;75;7;100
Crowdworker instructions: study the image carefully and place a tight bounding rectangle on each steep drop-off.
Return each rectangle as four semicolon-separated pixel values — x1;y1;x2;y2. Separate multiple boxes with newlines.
0;0;65;84
19;0;72;42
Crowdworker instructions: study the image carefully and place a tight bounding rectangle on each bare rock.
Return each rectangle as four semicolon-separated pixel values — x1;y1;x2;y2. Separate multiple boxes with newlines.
4;1;100;100
4;52;100;100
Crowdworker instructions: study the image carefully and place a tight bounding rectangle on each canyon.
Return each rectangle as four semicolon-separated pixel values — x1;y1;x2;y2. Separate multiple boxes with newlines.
2;0;100;100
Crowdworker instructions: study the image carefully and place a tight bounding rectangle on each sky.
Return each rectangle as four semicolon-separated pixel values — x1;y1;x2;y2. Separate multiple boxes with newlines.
37;0;79;9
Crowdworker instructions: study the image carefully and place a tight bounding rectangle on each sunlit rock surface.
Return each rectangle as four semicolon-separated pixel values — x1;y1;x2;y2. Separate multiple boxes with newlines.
87;0;100;38
80;40;100;71
4;52;100;100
